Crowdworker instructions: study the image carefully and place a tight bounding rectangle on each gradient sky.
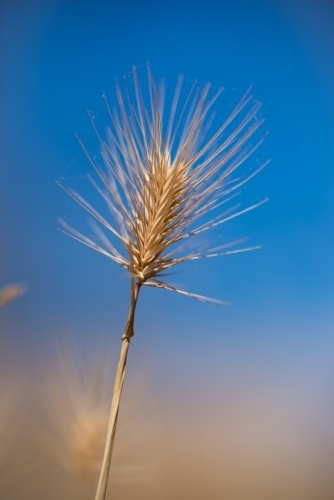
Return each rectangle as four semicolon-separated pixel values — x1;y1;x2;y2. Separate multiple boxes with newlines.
0;0;334;383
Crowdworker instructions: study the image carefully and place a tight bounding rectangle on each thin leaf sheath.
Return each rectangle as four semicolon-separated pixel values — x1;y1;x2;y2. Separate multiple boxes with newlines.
122;282;141;340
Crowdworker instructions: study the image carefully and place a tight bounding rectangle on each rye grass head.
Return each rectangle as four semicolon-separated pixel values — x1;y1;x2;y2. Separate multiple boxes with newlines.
58;66;269;500
36;343;110;482
59;66;269;305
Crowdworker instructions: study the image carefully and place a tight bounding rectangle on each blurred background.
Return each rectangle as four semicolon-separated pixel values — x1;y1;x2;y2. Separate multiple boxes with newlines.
0;0;334;498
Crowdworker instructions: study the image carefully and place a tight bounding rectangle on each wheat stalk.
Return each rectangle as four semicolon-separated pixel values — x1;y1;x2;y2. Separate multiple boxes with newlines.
59;66;268;500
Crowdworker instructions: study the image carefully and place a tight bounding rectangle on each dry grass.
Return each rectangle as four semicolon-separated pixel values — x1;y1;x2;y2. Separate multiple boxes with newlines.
35;344;110;484
28;341;156;500
59;66;268;304
0;283;27;308
59;66;269;499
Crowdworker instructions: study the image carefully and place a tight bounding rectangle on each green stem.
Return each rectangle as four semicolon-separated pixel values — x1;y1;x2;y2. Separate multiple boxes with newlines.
94;280;141;500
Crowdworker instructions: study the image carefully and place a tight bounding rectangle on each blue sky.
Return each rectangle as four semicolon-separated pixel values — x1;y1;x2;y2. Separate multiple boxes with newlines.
0;0;334;375
1;3;334;497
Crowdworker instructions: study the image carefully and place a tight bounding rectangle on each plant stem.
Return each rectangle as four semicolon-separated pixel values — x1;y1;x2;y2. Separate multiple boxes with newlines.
94;280;141;500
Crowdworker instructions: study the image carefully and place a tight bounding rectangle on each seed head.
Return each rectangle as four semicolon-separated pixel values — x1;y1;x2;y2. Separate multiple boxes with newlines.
59;67;268;303
37;345;110;481
0;283;27;308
